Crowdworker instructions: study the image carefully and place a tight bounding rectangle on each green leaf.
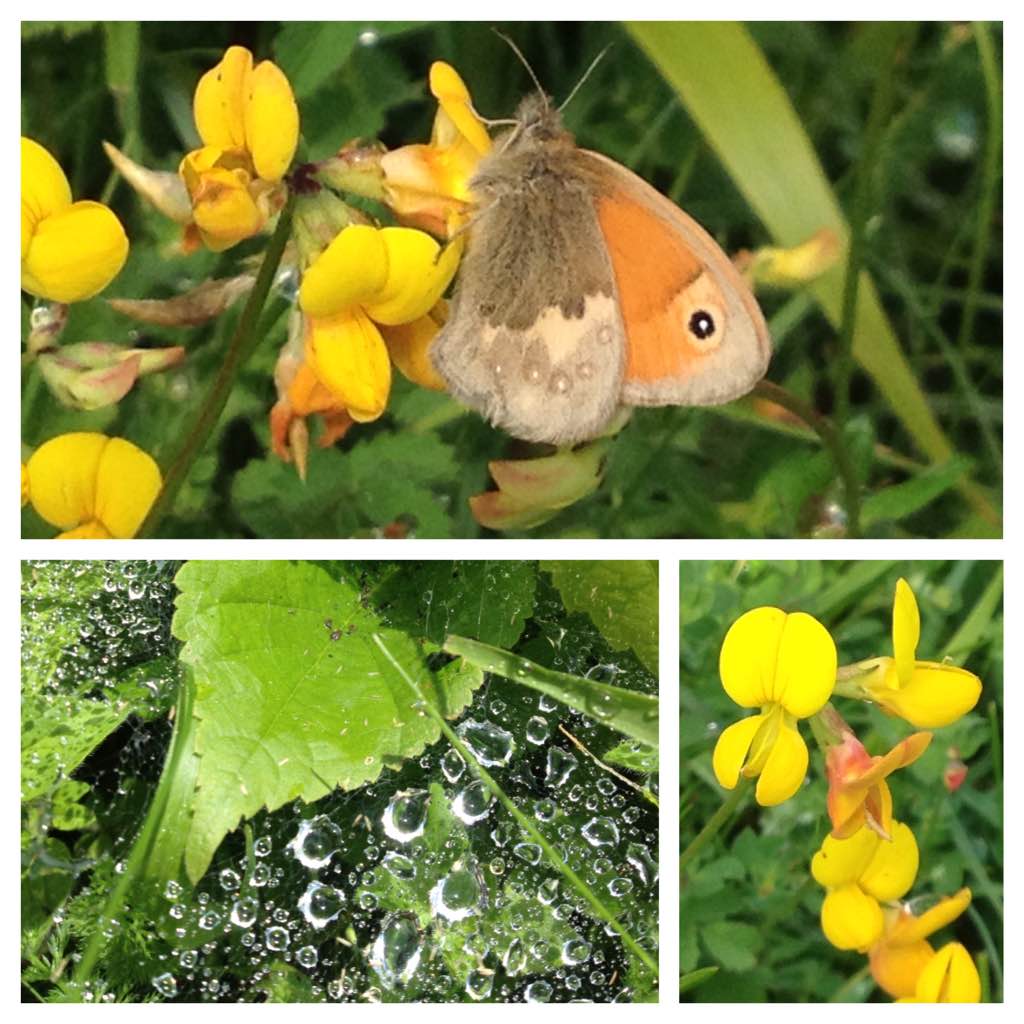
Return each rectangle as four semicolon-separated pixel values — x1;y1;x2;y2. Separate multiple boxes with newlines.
679;966;720;995
625;23;988;517
369;561;537;647
170;561;486;882
542;561;658;675
603;739;659;774
50;780;96;831
701;919;763;972
860;457;971;529
443;635;658;748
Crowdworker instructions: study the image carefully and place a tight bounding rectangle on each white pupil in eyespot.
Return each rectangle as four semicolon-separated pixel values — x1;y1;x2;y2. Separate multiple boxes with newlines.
689;310;715;339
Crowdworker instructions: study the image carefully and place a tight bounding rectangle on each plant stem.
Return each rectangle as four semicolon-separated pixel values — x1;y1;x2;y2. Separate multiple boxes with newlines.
752;380;862;536
834;26;908;536
371;633;659;981
679;777;750;874
73;670;195;990
138;199;294;537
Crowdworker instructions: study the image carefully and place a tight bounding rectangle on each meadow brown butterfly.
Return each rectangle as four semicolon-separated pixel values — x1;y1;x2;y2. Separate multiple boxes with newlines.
431;61;772;447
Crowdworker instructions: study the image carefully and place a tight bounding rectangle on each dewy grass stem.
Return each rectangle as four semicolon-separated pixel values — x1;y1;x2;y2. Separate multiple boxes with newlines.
138;199;295;537
371;634;659;982
679;777;750;875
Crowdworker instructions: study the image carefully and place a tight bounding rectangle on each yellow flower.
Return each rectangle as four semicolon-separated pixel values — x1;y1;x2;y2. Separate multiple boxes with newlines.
858;579;982;728
380;61;492;236
180;46;298;251
297;224;461;422
811;821;919;951
22;137;129;303
868;887;972;999
24;433;161;539
825;726;931;839
712;607;837;806
902;942;981;1003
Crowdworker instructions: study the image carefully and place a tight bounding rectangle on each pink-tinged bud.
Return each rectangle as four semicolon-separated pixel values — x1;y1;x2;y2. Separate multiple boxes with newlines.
108;273;256;327
944;757;968;793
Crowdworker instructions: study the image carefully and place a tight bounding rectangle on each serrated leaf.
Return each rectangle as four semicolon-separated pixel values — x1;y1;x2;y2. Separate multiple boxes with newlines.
171;561;486;882
701;919;763;972
369;561;537;647
542;561;658;676
445;635;658;748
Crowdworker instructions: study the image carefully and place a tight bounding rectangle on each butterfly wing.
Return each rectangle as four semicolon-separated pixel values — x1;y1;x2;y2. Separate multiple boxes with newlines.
582;151;771;407
430;173;628;447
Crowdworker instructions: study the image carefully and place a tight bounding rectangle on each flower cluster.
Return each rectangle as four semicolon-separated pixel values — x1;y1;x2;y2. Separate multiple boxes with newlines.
711;578;984;1002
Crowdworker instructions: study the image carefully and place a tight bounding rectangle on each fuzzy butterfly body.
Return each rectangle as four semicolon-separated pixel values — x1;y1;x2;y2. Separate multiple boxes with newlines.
430;94;771;446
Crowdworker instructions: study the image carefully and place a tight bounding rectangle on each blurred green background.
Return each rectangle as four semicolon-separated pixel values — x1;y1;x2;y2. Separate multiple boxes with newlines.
680;560;1003;1002
21;22;1002;537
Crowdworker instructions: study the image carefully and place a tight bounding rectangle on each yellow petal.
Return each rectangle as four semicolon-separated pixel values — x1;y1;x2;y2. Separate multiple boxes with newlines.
26;433;108;530
382;302;448;390
893;578;920;687
22;200;129;303
811;827;880;889
821;884;884;951
755;715;808;806
21;137;72;233
429;62;492;157
773;611;837;717
91;438;161;538
244;60;298;182
193;45;252;150
299;224;389;319
711;714;764;791
364;228;462;326
58;520;114;539
915;942;980;1003
190;168;264;251
888;888;972;946
860;820;918;901
886;662;981;728
870;938;935;1000
306;309;391;422
719;606;786;708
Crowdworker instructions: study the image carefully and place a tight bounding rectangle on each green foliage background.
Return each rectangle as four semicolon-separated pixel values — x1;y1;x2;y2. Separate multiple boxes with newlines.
22;560;658;1003
21;21;1002;538
680;560;1003;1002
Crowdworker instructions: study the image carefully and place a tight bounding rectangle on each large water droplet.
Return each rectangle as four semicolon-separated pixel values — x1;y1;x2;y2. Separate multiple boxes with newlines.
287;814;344;869
381;789;429;842
457;719;515;767
626;841;658;886
297;881;345;929
452;780;493;824
429;859;486;921
526;715;550;744
582;816;620;848
465;968;494;1000
265;925;290;951
513;842;542;866
370;912;422;988
545;747;578;787
504;937;527;975
441;748;465;782
230;895;258;928
562;938;592;965
152;972;178;998
382;851;417;880
524;979;553;1002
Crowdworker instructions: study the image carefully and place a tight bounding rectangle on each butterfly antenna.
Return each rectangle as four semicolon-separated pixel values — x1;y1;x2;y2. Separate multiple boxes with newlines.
558;45;612;113
492;28;549;108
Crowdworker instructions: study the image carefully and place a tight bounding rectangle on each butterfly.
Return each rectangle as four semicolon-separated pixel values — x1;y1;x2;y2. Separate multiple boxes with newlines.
430;80;772;447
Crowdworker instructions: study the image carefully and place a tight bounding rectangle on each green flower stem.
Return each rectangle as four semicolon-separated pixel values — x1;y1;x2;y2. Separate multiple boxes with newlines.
73;669;196;991
752;380;862;537
138;198;294;537
371;633;659;982
678;777;750;875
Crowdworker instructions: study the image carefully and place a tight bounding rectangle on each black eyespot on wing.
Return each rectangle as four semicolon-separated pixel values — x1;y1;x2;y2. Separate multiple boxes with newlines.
689;309;716;340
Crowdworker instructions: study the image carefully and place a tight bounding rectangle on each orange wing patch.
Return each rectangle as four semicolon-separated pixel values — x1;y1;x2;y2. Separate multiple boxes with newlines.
597;191;725;384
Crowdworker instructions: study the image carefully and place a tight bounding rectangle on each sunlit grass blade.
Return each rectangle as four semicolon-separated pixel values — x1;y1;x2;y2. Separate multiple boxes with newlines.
443;635;658;748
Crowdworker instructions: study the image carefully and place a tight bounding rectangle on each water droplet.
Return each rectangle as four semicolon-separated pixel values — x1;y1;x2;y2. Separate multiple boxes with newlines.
370;913;422;988
441;748;465;782
582;816;619;848
562;938;592;965
198;909;222;930
457;719;515;767
503;937;527;975
524;979;553;1002
465;969;494;1000
250;863;271;887
534;798;557;821
253;835;272;857
513;842;542;865
545;748;578;787
452;780;493;824
218;868;241;892
296;945;319;969
297;881;345;929
287;814;344;869
626;842;658;886
179;949;198;969
538;878;559;905
382;851;417;880
607;876;634;897
526;715;550;744
152;972;178;998
164;880;182;901
430;859;486;921
381;789;429;842
265;925;290;951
